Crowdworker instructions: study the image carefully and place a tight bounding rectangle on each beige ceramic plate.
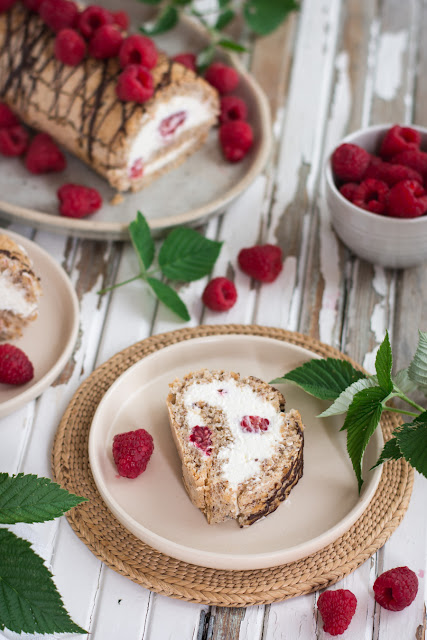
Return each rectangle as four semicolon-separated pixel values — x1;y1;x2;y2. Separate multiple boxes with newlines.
0;1;272;240
0;230;79;418
89;335;383;570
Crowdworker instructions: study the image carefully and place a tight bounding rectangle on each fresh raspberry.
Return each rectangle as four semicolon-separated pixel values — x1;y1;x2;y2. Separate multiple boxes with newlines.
0;125;29;156
112;428;154;479
112;10;129;31
39;0;78;32
205;62;239;94
353;178;389;214
189;426;212;456
119;34;158;70
25;133;66;174
240;415;269;433
88;24;123;59
54;29;86;66
0;0;17;13
22;0;42;11
364;156;423;186
202;277;237;311
379;124;421;158
0;344;34;385
387;179;427;218
129;158;144;180
339;182;359;203
77;5;112;40
317;589;357;636
238;244;283;283
331;143;371;182
0;103;19;129
159;111;186;138
172;52;196;72
373;566;418;611
391;149;427;178
116;65;154;103
219;95;248;124
219;120;253;162
57;183;102;218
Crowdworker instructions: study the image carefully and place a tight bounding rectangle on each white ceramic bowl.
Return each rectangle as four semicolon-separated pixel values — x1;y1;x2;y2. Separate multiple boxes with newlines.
325;124;427;269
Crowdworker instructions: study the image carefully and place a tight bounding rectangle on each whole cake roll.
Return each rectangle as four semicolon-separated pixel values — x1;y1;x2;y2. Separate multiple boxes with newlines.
0;5;219;192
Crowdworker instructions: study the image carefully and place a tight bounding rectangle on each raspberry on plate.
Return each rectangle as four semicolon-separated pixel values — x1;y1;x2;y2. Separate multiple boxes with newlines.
317;589;357;636
0;0;17;12
219;120;253;162
88;24;123;59
387;179;427;218
119;34;158;70
379;124;421;158
0;103;19;129
172;52;197;72
116;65;154;103
77;5;113;40
205;62;239;94
238;244;283;283
54;29;86;66
353;178;389;214
25;133;66;174
373;566;418;611
39;0;79;32
0;125;29;156
202;277;237;311
57;183;102;218
219;95;248;124
0;344;34;385
331;143;371;182
112;428;154;479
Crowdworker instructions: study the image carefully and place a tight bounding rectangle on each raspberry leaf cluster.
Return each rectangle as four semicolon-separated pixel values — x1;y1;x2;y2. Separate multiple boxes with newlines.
0;473;86;635
272;330;427;491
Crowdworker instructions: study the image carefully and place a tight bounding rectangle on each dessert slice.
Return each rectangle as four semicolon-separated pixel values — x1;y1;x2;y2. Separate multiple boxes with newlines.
167;369;304;527
0;5;219;192
0;234;42;341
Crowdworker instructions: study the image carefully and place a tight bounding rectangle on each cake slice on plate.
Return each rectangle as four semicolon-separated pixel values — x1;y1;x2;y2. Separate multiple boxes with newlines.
166;369;304;527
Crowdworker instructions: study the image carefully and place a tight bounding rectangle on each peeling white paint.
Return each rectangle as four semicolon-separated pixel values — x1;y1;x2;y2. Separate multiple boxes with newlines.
374;31;408;101
363;266;388;373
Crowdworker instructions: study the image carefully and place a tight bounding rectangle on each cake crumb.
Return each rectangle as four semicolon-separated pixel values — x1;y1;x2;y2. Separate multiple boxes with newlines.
111;192;124;205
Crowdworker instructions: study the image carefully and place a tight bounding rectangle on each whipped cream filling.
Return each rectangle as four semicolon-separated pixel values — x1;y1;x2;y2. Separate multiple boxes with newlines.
144;138;194;176
0;272;36;317
183;379;285;490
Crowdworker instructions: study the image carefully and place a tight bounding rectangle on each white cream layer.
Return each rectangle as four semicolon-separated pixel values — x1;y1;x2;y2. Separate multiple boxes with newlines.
183;379;285;490
0;272;36;317
144;138;194;176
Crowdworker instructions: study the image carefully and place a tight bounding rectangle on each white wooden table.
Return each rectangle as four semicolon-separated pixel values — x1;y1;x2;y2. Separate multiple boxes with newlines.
1;0;426;638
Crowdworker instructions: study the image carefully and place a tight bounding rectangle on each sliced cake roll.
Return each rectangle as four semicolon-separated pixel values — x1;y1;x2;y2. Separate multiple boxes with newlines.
0;234;42;341
0;5;219;192
167;369;304;527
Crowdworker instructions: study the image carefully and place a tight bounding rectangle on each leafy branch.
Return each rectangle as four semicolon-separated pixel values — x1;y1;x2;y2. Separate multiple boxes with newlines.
271;330;427;492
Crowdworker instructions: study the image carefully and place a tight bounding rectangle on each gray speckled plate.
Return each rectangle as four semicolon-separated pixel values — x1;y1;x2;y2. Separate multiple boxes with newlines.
0;2;272;240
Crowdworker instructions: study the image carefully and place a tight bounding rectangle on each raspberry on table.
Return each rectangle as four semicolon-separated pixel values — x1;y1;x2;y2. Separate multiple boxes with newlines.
387;179;427;218
379;124;421;158
88;24;123;59
54;29;86;66
0;103;19;129
317;589;357;636
219;120;253;162
391;149;427;178
219;96;248;124
189;426;212;456
39;0;79;32
202;277;237;312
112;428;154;479
205;62;239;94
364;157;423;186
240;415;269;433
331;143;371;182
0;0;17;12
172;52;197;72
77;5;113;40
238;244;283;283
373;566;418;611
0;344;34;386
0;125;29;156
119;34;158;70
25;133;66;174
58;183;102;218
353;178;389;214
112;10;129;32
116;65;154;103
339;182;359;203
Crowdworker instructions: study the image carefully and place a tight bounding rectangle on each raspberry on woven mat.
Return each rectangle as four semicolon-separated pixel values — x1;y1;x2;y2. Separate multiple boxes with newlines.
317;589;357;636
379;124;421;158
374;566;418;611
238;244;283;283
353;178;389;214
112;428;154;479
331;143;371;182
387;179;427;218
0;344;34;385
202;277;237;311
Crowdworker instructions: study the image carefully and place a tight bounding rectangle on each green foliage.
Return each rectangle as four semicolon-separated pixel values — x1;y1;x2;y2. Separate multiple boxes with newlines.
243;0;299;36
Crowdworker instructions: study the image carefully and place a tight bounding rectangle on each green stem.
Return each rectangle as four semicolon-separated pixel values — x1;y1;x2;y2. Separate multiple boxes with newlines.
384;406;419;418
395;392;425;413
98;274;141;295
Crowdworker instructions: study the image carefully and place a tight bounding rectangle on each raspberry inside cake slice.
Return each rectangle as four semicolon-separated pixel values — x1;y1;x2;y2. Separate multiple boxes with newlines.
166;369;304;527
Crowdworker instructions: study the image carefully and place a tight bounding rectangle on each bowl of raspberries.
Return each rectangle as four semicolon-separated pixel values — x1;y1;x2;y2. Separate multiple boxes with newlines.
325;123;427;268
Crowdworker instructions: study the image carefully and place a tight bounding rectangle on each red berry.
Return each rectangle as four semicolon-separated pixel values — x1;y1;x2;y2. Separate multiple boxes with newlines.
379;124;421;158
219;120;253;162
119;34;158;70
189;426;212;456
112;10;129;31
373;566;418;611
353;178;389;214
39;0;78;32
205;62;239;94
129;158;144;180
112;428;154;479
391;149;427;178
88;24;123;59
219;95;248;124
339;182;359;203
0;344;34;385
172;52;196;72
364;156;423;186
238;244;283;283
78;5;113;40
0;103;19;128
25;133;66;174
0;125;28;156
22;0;42;11
0;0;16;13
317;589;357;636
240;415;269;433
387;179;427;218
54;29;86;66
159;111;186;138
332;143;371;182
116;65;154;103
202;277;237;311
57;183;102;218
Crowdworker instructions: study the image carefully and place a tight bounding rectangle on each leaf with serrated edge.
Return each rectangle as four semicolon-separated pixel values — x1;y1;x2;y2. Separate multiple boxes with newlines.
370;437;402;470
375;331;393;393
270;358;366;401
395;411;427;478
408;330;427;388
147;277;190;321
129;211;155;272
243;0;299;36
0;474;86;524
318;377;378;418
0;529;86;634
393;368;419;395
158;228;222;282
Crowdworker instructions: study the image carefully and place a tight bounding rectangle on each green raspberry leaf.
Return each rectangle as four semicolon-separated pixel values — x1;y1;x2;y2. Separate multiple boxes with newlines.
158;227;222;282
138;0;162;4
196;45;215;72
318;376;378;418
271;358;366;401
370;437;403;470
375;331;393;393
215;9;235;30
0;529;86;634
243;0;299;36
129;211;155;272
393;367;419;395
408;330;427;389
218;38;247;52
0;473;86;524
140;6;178;35
147;277;190;321
395;411;427;477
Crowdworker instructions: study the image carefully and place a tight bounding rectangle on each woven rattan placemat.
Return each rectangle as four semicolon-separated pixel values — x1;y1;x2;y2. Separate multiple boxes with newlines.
52;325;413;607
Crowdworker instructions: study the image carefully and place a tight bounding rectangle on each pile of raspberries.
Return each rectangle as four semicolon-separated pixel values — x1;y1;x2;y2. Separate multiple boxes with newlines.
332;125;427;218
